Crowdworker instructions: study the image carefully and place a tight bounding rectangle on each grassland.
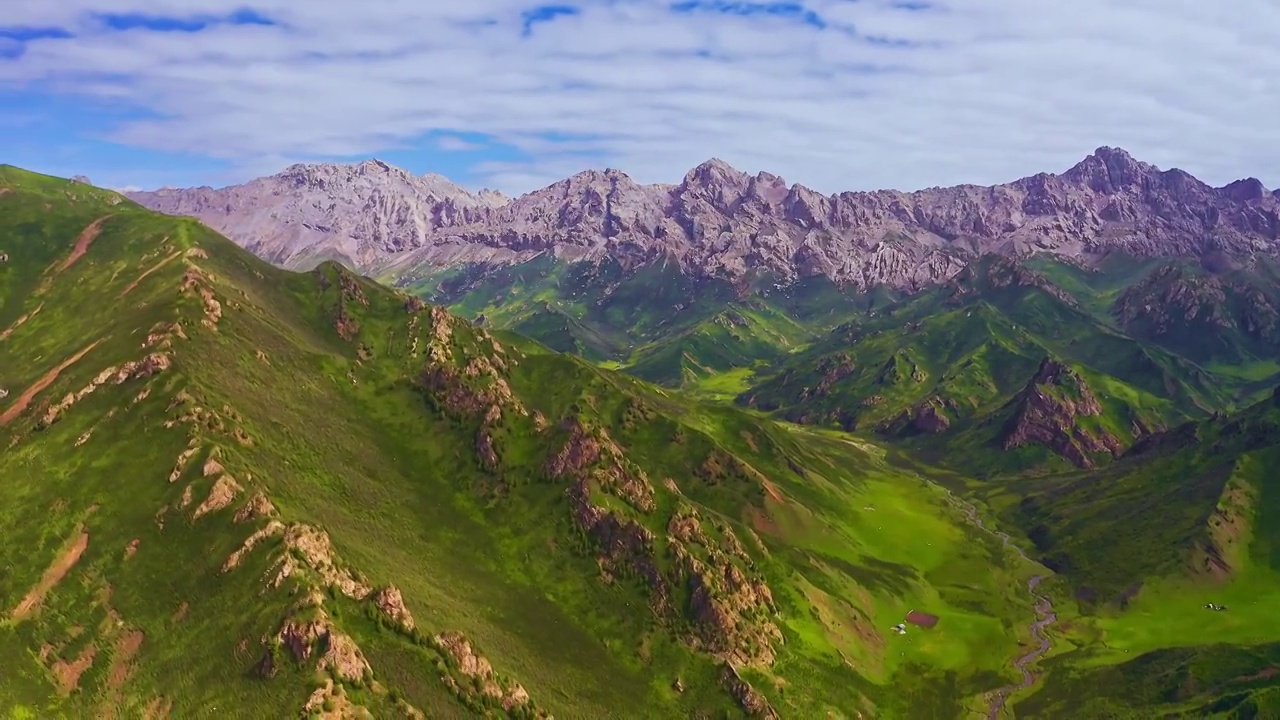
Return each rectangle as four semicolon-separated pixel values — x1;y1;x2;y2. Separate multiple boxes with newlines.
7;164;1280;718
0;166;1051;718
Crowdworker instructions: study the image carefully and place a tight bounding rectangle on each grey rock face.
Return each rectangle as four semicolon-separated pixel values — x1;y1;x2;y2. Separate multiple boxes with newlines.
127;148;1280;290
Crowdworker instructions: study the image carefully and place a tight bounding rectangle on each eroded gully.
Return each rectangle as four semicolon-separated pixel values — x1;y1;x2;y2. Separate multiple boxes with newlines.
941;488;1058;719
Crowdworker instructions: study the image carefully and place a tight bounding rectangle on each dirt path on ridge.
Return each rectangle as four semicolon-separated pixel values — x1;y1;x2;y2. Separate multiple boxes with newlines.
0;340;102;426
55;216;112;274
11;529;91;621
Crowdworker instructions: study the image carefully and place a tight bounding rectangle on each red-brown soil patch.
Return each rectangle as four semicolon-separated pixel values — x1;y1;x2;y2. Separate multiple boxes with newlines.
120;250;181;298
905;610;939;629
51;644;98;694
0;340;102;426
54;216;112;275
108;629;144;689
747;506;781;537
11;529;90;621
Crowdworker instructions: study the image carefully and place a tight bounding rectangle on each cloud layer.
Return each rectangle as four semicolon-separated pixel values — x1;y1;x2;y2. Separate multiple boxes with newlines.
3;0;1279;194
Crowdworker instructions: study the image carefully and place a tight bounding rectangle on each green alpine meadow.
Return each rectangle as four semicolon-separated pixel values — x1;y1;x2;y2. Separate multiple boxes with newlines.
4;163;1280;720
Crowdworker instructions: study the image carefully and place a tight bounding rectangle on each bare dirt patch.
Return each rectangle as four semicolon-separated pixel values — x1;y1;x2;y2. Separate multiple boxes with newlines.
11;529;90;621
747;506;782;537
0;302;43;342
51;644;98;694
108;630;144;689
0;340;102;426
172;601;189;623
120;250;182;298
762;479;786;505
143;697;173;720
54;215;112;275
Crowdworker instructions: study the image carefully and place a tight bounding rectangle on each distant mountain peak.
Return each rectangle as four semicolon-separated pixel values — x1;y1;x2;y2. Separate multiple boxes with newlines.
684;157;748;185
1221;177;1270;202
128;150;1280;292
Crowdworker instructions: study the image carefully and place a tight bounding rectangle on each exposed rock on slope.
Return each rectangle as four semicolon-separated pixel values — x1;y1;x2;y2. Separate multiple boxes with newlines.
1001;358;1123;468
1112;263;1280;357
130;148;1280;290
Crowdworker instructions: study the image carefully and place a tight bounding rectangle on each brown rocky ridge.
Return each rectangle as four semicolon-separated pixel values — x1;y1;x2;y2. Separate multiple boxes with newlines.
129;147;1280;292
1112;262;1280;350
1000;357;1124;468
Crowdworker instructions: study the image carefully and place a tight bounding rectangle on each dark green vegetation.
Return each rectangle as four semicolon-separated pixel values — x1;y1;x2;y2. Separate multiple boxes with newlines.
2;167;1053;718
401;257;881;394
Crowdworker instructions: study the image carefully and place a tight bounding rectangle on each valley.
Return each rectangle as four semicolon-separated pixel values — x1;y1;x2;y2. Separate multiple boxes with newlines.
6;158;1280;719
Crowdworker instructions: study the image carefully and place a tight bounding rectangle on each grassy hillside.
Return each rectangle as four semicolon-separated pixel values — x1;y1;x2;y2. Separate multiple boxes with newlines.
0;167;1050;717
1027;255;1280;393
978;391;1280;717
401;255;874;391
739;256;1257;475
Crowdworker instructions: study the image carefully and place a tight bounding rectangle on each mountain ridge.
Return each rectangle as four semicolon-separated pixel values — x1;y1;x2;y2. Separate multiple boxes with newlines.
125;148;1280;292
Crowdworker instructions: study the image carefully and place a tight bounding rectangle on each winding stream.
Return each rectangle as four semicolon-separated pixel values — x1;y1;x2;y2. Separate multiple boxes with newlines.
941;488;1058;719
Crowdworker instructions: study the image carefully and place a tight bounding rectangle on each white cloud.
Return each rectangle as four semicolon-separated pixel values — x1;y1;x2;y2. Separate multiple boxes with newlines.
436;136;485;152
3;0;1280;194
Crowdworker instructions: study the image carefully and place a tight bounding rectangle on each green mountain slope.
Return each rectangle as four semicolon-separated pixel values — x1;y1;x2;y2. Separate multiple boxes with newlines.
741;256;1249;473
988;389;1280;717
1;167;1046;717
404;255;875;389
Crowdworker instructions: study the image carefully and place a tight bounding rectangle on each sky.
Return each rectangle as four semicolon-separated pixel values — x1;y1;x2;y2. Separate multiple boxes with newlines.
1;0;1278;195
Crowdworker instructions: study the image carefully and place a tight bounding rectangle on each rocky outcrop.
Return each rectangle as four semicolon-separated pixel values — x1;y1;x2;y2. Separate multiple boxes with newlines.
372;586;415;631
1001;358;1124;468
271;524;373;600
265;612;370;683
36;353;172;429
129;148;1280;292
546;417;656;513
889;396;953;435
1112;263;1280;350
432;631;540;714
179;265;222;329
414;309;529;474
668;507;781;667
944;255;1080;308
318;266;370;341
192;473;242;519
719;664;779;719
546;417;670;611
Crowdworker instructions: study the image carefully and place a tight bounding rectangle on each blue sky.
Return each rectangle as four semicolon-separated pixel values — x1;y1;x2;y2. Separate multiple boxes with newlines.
1;1;1278;194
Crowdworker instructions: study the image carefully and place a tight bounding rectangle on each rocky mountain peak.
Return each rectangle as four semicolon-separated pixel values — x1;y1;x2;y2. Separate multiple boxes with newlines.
1064;146;1154;193
1221;177;1270;203
1001;356;1123;468
127;149;1280;291
683;158;750;189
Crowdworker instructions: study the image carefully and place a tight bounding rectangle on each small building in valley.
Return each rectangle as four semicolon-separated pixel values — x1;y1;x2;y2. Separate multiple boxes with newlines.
905;610;940;629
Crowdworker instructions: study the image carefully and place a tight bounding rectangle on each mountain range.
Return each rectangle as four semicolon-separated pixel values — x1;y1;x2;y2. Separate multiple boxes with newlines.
7;160;1280;718
128;147;1280;293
